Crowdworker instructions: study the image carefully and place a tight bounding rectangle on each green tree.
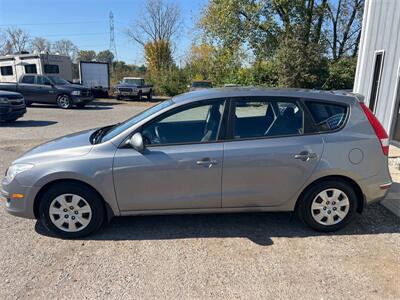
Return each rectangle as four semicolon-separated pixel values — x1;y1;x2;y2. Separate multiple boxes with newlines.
96;50;114;64
77;50;97;61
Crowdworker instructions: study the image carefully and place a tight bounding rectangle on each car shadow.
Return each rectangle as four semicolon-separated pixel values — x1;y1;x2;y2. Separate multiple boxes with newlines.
35;203;400;245
29;103;113;110
0;120;57;127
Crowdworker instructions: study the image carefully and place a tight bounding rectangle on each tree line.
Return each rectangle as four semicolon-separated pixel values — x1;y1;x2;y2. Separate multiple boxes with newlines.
0;0;364;96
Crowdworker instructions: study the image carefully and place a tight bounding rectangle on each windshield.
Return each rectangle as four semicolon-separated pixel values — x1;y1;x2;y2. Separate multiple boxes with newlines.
192;81;212;88
48;76;70;85
123;78;144;85
101;100;174;142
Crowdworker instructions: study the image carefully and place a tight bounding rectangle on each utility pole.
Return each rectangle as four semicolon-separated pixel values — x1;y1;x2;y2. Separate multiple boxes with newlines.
109;11;118;66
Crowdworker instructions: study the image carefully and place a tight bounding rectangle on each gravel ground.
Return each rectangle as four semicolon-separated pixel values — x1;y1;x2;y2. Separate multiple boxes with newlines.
0;99;399;299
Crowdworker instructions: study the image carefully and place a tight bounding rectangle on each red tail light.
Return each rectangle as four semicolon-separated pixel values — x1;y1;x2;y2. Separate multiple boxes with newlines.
360;102;389;156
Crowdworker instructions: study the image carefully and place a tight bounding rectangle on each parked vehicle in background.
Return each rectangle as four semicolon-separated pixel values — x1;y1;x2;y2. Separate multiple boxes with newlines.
79;61;109;98
0;74;93;109
0;53;73;83
0;90;26;122
188;80;213;91
1;88;392;238
114;77;153;100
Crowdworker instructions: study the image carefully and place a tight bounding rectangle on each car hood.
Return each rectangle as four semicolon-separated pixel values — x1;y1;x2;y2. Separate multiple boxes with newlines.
14;129;96;164
55;84;90;90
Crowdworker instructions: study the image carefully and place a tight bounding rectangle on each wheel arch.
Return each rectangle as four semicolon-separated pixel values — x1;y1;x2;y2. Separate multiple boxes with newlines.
33;178;115;221
295;175;365;214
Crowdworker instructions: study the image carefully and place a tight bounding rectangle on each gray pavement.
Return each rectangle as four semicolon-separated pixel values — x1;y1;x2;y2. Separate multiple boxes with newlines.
0;99;399;299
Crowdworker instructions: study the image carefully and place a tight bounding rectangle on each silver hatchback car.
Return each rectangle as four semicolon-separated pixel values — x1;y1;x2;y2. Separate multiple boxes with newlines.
1;88;392;238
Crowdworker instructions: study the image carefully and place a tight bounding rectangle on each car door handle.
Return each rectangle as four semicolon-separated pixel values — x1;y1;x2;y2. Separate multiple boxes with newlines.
196;158;218;168
294;151;317;161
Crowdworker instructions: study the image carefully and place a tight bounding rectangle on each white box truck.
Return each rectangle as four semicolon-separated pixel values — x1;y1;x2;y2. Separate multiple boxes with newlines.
0;53;73;83
78;61;110;98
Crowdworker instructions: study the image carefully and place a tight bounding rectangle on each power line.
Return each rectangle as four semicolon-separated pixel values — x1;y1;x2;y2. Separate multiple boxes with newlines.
0;20;108;27
38;32;107;37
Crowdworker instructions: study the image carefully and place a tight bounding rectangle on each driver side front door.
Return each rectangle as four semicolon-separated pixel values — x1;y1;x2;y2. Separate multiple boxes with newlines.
113;99;226;212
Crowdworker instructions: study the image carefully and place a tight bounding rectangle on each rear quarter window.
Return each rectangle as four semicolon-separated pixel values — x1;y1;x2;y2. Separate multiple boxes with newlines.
305;101;348;132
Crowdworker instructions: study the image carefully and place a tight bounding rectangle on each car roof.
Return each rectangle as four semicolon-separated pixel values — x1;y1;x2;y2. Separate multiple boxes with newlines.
172;87;362;105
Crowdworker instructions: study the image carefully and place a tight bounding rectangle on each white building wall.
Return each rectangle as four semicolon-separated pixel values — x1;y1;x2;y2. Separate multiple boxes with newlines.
353;0;400;136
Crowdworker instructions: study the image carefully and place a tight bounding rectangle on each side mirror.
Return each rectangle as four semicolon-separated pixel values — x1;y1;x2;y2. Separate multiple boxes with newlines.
45;82;53;86
127;132;144;152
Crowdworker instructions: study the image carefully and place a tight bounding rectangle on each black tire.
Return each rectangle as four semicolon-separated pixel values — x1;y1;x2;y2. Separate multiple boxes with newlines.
56;94;72;109
147;90;153;100
39;183;105;239
76;103;86;108
138;91;142;100
116;95;123;100
296;179;358;232
25;101;32;107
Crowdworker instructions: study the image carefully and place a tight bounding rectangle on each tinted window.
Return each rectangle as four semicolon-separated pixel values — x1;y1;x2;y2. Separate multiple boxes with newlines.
36;75;52;85
24;64;37;74
233;98;304;139
305;101;347;132
142;100;225;145
0;66;13;76
21;75;35;84
44;64;60;74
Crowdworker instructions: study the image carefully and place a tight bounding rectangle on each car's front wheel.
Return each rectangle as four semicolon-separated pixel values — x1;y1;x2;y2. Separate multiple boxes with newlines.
39;183;105;238
297;180;357;232
56;95;72;109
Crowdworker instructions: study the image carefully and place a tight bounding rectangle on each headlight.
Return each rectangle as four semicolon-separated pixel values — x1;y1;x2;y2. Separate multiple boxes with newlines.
0;97;9;104
71;90;81;96
6;164;34;182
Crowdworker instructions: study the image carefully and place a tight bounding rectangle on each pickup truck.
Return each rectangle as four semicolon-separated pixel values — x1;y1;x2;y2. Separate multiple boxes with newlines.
113;77;153;100
0;74;94;109
0;90;26;122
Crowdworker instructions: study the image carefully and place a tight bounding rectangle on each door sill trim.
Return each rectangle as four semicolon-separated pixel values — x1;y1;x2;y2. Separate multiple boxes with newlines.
120;205;293;216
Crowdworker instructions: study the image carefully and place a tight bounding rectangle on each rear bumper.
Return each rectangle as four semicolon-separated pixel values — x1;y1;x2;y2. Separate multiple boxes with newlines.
358;174;392;206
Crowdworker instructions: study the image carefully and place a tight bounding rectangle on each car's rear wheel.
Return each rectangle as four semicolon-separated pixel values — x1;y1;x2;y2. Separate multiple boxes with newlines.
39;183;105;238
57;95;72;109
297;180;357;231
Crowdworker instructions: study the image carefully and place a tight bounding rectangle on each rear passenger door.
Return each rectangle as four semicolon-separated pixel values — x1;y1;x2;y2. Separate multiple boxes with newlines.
222;97;324;208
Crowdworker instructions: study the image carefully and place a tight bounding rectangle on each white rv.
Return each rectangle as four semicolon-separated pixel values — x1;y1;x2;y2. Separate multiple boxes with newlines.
0;53;73;83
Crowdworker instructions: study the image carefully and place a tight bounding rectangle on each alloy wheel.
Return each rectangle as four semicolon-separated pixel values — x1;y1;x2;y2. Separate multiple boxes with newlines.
57;95;70;108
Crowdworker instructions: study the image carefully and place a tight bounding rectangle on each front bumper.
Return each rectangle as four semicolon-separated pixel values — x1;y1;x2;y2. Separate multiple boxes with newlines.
115;91;140;96
0;104;26;121
1;177;38;219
